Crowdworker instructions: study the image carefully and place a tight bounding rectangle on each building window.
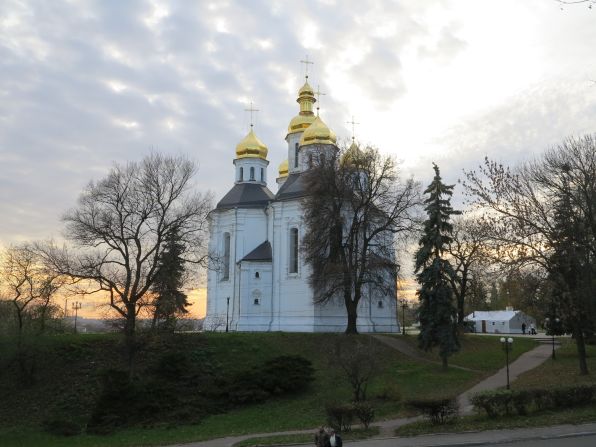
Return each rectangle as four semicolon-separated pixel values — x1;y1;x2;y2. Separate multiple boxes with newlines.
250;166;255;180
289;227;299;274
239;167;243;181
260;167;264;181
294;143;299;168
222;232;230;280
254;298;260;305
308;153;313;168
255;272;260;279
378;300;384;308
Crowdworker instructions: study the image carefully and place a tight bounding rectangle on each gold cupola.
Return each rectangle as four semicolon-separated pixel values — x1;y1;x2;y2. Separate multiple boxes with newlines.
299;115;337;147
341;140;363;167
287;79;317;136
235;128;268;159
278;159;289;178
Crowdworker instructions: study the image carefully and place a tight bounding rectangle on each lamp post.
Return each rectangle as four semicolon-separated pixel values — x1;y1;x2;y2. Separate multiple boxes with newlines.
225;297;230;333
399;299;407;336
544;317;559;360
500;337;513;390
72;301;82;334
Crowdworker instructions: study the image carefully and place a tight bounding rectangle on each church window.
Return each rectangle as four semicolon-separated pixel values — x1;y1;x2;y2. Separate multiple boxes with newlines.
260;167;264;181
308;153;313;168
294;143;299;168
289;227;299;274
222;233;230;280
239;167;244;181
250;167;255;181
254;298;260;305
255;271;260;279
378;300;384;308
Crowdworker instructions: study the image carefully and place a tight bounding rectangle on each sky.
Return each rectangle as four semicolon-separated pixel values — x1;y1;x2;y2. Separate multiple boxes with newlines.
1;0;595;317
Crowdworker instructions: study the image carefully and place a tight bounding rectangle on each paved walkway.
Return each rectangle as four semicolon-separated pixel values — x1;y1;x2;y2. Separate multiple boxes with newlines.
168;339;556;447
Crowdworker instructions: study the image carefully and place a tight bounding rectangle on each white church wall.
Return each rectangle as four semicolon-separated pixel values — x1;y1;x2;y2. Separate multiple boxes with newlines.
236;261;274;331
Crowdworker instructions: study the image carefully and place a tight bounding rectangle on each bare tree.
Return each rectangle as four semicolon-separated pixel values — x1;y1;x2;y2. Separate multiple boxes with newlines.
447;216;490;325
302;144;420;334
0;245;64;338
36;154;212;372
464;135;596;375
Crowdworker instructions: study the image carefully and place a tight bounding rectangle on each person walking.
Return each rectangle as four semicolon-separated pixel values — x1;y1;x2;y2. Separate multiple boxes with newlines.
328;428;342;447
314;427;329;447
521;322;527;335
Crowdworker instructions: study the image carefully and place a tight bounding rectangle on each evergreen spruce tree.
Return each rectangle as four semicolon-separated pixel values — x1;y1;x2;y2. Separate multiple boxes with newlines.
415;163;460;369
151;228;189;331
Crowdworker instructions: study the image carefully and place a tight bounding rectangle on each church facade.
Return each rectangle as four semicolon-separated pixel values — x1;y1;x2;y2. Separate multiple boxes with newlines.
204;79;399;333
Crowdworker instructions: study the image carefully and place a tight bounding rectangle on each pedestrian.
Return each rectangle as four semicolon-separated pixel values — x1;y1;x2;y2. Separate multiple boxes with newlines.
521;322;526;335
328;428;342;447
314;426;329;447
530;323;536;335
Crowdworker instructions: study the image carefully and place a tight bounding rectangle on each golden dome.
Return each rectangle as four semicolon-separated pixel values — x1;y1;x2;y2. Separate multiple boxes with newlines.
341;141;362;167
299;116;337;147
278;159;289;178
287;80;317;136
235;128;268;159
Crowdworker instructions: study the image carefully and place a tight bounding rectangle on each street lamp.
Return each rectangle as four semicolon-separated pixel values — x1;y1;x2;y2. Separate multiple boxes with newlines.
500;337;513;390
225;297;230;333
544;317;560;360
72;301;82;334
399;299;407;336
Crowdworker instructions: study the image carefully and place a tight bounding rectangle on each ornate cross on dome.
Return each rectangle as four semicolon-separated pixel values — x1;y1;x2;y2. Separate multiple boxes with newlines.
300;55;314;79
244;102;259;129
315;85;326;116
346;116;360;142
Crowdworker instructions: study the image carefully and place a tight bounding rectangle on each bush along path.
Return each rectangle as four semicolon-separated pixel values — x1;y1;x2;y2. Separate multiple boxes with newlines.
172;342;556;447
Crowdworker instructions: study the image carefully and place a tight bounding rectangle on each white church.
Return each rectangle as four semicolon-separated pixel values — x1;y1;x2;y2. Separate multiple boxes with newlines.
204;76;399;333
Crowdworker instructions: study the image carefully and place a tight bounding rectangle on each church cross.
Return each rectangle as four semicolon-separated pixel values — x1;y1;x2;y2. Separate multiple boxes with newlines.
346;116;360;142
315;85;326;116
300;55;314;79
244;101;259;129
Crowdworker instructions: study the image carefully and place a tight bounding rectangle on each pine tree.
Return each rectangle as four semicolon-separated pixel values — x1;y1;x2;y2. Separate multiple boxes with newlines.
151;228;189;331
415;163;460;369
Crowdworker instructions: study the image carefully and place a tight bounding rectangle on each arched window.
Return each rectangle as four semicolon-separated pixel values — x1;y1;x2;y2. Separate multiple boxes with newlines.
308;153;313;168
289;227;299;274
250;166;255;181
222;233;231;280
260;167;264;182
255;272;260;279
239;167;244;181
294;143;299;168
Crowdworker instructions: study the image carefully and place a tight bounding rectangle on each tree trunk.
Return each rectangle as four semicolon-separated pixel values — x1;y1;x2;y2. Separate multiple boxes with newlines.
574;322;589;375
441;355;448;370
124;305;137;379
345;299;358;334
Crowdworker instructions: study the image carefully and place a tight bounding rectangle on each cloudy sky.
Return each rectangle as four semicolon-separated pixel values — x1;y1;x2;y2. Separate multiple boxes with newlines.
1;0;595;314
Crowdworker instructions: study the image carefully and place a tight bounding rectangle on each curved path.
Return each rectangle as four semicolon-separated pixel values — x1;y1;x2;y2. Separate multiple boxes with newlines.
168;339;555;447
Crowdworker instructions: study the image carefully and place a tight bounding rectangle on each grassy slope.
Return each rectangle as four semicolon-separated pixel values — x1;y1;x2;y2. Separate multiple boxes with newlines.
0;332;537;447
396;338;596;437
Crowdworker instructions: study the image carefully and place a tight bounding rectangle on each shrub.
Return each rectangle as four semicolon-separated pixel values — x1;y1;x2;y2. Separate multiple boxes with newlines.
259;355;315;394
376;384;401;402
353;401;375;429
325;403;355;432
43;418;81;437
470;390;513;417
406;398;458;425
472;385;596;418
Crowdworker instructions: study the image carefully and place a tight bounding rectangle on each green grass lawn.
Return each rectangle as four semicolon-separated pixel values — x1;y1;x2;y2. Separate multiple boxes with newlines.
513;339;596;389
395;337;596;437
395;333;539;372
0;332;540;447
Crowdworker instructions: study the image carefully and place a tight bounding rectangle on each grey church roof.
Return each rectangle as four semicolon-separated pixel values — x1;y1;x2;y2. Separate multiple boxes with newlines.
216;183;275;210
275;173;308;201
240;241;272;262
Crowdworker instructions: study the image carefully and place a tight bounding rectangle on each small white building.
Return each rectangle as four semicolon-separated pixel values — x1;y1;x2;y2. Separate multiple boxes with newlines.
465;309;536;334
